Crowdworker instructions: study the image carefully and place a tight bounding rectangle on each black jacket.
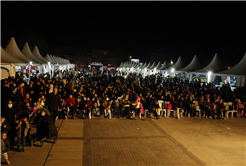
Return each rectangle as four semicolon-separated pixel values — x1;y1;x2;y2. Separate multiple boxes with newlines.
46;93;62;111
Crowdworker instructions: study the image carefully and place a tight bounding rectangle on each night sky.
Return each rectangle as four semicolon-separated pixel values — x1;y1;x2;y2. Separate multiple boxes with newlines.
1;2;246;67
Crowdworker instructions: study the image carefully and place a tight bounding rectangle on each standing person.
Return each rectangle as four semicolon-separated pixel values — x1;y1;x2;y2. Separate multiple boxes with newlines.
237;100;245;118
1;132;11;165
15;116;30;152
46;87;62;122
3;101;15;148
65;94;76;119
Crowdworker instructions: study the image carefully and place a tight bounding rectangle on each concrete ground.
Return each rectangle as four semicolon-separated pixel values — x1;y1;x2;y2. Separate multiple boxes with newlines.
1;115;245;166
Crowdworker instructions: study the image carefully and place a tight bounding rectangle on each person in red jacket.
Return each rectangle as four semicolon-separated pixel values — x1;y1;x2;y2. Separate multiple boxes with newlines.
65;94;76;119
83;97;93;119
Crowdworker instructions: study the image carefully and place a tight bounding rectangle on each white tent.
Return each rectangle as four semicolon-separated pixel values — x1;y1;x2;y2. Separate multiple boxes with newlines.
44;54;55;64
1;47;27;77
1;46;25;64
191;53;225;83
163;56;186;73
192;53;225;74
176;55;203;72
176;55;203;80
214;53;246;87
5;37;32;63
32;46;49;64
22;42;43;64
154;61;161;70
158;61;168;70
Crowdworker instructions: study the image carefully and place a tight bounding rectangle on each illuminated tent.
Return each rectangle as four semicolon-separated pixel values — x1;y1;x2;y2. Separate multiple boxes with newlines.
192;53;225;74
22;42;43;64
32;46;49;64
214;53;246;87
158;61;168;70
176;55;202;72
5;37;32;63
1;47;26;77
163;56;186;73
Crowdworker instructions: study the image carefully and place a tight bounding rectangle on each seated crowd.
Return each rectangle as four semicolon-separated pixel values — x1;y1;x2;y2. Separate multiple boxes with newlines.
1;70;246;164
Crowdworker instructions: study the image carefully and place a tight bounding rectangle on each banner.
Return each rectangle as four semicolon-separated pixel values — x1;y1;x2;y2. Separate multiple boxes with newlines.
31;66;35;70
26;69;29;73
192;74;207;83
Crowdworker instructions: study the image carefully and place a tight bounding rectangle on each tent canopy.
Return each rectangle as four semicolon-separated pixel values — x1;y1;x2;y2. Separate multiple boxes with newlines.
22;42;43;64
1;46;25;63
177;55;203;72
214;53;246;76
5;37;32;63
32;46;49;63
192;53;225;74
158;61;168;70
164;56;186;72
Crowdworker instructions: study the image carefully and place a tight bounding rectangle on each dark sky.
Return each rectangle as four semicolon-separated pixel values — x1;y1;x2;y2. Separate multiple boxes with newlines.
1;2;246;67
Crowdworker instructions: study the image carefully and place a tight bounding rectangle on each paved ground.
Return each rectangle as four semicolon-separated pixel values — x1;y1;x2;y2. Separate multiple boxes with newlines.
1;115;245;166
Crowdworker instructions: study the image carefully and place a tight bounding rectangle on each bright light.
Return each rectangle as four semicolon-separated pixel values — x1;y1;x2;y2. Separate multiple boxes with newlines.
30;61;32;65
207;71;212;83
171;68;175;72
48;62;50;65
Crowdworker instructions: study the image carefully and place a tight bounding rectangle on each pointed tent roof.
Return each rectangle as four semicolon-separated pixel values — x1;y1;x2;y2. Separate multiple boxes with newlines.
5;37;32;63
22;42;43;64
44;54;55;63
52;55;59;64
193;53;225;74
154;61;161;69
177;55;203;72
145;62;152;69
1;46;25;63
148;62;156;70
49;55;56;63
140;62;147;69
164;56;186;72
32;46;49;63
215;53;246;76
158;62;168;70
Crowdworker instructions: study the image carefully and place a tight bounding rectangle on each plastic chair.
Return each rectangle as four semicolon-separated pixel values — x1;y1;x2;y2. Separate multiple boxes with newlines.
158;100;166;117
226;102;238;118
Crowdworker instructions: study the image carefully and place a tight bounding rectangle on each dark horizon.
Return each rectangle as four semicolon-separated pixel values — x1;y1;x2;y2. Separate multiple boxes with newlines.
1;2;246;67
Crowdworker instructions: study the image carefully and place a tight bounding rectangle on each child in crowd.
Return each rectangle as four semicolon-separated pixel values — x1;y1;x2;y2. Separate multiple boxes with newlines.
15;116;30;152
1;132;11;165
113;99;120;118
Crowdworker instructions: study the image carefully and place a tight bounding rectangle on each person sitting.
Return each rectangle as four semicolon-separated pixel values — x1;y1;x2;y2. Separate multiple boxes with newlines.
83;97;93;119
216;98;225;120
148;97;160;119
210;104;217;119
65;94;76;119
204;98;212;118
237;100;245;118
131;98;140;118
113;99;120;118
103;96;111;119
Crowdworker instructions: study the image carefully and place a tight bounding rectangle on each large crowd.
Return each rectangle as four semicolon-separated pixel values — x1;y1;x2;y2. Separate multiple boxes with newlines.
1;69;246;165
